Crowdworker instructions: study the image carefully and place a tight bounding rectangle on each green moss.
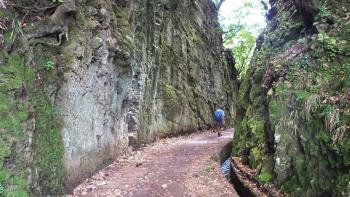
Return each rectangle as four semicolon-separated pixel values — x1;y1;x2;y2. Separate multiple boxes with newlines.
0;53;30;196
232;117;249;155
234;0;350;195
183;21;200;45
249;147;262;169
0;169;10;183
162;83;184;120
0;47;65;195
293;155;308;187
0;138;11;161
281;175;305;196
0;10;6;17
32;98;64;194
247;118;264;138
27;47;65;195
4;191;29;197
113;5;135;53
258;172;273;184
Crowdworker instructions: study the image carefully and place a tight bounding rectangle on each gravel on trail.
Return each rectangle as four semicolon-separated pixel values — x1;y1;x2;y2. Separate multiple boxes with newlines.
72;129;238;197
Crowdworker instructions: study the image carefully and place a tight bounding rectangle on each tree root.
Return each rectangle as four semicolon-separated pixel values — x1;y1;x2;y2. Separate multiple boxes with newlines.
23;0;76;46
29;31;68;46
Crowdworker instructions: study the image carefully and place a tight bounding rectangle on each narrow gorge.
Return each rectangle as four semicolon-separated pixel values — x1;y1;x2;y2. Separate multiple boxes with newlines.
0;0;236;195
0;0;349;196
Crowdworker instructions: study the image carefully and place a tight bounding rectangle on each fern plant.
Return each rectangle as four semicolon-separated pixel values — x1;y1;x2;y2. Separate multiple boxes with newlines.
43;60;55;71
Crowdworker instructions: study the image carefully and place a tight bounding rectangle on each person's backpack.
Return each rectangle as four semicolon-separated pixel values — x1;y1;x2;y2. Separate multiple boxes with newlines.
214;109;224;122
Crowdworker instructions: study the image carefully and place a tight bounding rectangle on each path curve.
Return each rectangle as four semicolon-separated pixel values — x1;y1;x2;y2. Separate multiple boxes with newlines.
73;129;238;197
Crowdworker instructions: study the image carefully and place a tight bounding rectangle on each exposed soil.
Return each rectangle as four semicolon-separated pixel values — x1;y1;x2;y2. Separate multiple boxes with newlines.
72;129;238;197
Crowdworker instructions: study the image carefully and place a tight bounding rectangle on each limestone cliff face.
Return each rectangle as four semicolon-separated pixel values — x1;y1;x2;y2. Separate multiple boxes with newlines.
0;0;235;195
233;0;350;196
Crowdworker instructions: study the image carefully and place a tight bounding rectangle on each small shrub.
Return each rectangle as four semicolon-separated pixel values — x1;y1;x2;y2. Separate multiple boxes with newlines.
258;172;273;184
43;60;55;71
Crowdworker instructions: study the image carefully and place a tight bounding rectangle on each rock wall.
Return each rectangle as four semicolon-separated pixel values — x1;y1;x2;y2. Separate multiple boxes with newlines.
131;0;237;141
0;0;236;195
233;0;350;196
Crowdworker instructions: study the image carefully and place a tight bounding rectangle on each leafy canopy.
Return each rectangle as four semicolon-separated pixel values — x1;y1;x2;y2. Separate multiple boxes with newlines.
219;0;267;75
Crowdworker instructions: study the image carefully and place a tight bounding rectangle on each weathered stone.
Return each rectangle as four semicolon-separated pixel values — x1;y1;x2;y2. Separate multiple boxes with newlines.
233;0;350;196
1;0;237;195
90;37;104;50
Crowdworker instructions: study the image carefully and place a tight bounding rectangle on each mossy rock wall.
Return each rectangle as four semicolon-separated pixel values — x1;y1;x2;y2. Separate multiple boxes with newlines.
0;37;65;196
0;0;237;195
233;0;350;196
133;0;237;142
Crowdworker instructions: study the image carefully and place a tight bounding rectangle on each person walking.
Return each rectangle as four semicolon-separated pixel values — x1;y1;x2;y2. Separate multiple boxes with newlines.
214;108;224;137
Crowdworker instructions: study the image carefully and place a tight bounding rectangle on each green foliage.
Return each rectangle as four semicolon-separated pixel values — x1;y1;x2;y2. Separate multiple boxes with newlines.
315;131;330;142
316;4;332;24
317;33;343;57
220;0;265;76
0;184;4;194
221;0;265;77
247;117;264;136
223;24;244;42
249;147;262;168
43;60;55;71
258;172;273;184
8;19;23;45
233;0;350;195
225;29;256;75
280;175;305;195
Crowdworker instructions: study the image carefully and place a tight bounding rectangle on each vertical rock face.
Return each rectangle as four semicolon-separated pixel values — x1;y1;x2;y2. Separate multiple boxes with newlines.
131;0;236;141
234;0;350;196
1;0;236;195
58;0;235;189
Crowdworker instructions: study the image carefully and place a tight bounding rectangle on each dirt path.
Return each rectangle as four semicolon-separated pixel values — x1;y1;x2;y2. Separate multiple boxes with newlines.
73;129;238;197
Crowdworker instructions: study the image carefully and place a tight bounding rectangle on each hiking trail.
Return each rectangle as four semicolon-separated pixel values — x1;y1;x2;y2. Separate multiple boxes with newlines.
72;129;238;197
